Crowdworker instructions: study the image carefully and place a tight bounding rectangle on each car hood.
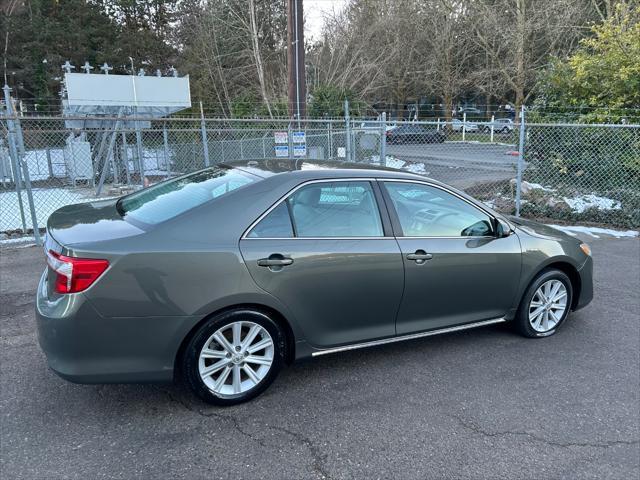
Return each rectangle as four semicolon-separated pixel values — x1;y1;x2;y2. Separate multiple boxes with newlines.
507;216;577;242
46;199;145;248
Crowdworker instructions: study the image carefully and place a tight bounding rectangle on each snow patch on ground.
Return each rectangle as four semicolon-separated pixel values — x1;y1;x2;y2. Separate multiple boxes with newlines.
508;181;624;215
526;182;556;192
385;158;405;169
562;194;622;213
364;155;429;175
0;188;116;231
511;179;556;194
548;224;638;239
0;236;37;246
404;163;427;174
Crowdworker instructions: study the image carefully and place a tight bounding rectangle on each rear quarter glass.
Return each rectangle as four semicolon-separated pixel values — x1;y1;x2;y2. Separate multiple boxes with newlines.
118;167;259;225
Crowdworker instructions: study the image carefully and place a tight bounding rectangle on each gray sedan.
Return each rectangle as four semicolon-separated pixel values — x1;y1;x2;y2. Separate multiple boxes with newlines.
36;160;593;405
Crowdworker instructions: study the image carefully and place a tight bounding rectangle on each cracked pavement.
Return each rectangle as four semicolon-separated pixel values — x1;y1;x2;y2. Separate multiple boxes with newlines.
1;234;639;479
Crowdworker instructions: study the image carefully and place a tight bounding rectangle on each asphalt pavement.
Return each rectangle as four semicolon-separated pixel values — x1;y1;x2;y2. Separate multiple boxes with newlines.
1;233;639;479
386;142;518;189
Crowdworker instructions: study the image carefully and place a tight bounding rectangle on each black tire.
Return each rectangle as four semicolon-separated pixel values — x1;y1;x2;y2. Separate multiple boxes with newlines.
181;309;285;406
514;269;573;338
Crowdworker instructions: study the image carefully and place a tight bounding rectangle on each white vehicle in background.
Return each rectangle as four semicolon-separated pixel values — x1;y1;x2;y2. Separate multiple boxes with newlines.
481;118;514;133
450;118;479;132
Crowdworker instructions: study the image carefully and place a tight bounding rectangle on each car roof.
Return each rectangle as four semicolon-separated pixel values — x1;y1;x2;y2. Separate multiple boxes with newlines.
223;159;442;183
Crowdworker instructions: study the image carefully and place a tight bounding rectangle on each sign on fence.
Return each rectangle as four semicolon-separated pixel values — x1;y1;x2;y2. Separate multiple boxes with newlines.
274;131;288;144
275;145;289;157
292;131;306;157
293;144;306;157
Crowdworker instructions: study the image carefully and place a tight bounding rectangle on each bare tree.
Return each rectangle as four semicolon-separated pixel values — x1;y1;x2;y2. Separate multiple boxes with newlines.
471;0;593;116
2;0;23;85
417;0;476;121
308;1;393;99
177;0;286;116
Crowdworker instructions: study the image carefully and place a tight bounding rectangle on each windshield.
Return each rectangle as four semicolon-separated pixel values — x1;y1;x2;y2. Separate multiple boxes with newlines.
117;167;258;225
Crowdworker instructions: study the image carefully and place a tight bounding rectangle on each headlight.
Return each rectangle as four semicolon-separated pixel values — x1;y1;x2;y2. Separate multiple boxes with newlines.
579;243;591;256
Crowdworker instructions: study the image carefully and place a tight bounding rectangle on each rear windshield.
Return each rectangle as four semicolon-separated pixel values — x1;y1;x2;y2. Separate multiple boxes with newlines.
117;167;258;225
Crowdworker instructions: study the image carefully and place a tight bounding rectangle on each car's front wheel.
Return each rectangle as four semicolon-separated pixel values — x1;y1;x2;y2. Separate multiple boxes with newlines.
514;269;573;338
181;310;285;406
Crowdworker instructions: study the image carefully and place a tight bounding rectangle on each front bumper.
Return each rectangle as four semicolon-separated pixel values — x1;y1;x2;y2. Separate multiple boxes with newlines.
574;255;594;311
36;270;199;384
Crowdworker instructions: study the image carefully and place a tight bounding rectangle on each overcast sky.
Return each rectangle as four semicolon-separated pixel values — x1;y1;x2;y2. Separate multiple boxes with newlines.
304;0;348;40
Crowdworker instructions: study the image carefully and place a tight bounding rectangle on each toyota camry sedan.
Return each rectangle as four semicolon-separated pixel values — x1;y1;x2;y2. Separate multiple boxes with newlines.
36;160;593;405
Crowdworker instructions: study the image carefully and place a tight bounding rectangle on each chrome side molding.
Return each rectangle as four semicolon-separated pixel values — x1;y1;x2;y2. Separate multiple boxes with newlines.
311;317;507;357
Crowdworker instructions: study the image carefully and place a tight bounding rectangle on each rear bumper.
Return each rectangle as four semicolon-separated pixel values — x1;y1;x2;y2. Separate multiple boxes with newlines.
574;255;594;311
35;270;199;384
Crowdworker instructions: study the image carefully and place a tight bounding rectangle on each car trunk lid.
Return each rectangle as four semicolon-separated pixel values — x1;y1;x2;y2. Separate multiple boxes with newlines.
46;199;145;249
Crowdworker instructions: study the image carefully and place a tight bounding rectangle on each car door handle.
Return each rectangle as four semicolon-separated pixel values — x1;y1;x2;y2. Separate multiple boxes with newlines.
257;256;294;267
406;250;433;264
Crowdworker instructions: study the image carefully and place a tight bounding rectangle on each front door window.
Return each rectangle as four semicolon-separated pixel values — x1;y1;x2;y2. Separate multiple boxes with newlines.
384;182;494;237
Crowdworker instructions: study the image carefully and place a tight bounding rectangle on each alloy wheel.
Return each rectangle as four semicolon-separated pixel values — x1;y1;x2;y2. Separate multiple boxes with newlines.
198;321;274;397
528;279;568;333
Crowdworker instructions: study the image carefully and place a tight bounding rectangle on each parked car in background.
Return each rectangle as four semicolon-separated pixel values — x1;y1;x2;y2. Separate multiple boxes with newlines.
482;118;515;133
36;161;593;405
386;124;446;144
450;118;479;132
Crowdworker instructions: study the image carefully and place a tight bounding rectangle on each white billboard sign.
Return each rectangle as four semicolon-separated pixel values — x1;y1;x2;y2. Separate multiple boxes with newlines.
64;73;191;110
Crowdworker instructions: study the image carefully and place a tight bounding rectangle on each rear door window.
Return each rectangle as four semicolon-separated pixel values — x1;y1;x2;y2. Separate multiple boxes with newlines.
289;182;383;237
248;181;384;238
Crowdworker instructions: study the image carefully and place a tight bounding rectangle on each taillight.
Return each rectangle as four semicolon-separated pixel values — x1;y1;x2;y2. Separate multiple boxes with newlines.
46;250;109;294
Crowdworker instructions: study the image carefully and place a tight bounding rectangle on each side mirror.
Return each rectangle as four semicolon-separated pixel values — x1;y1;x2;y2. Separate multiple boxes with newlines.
495;218;513;238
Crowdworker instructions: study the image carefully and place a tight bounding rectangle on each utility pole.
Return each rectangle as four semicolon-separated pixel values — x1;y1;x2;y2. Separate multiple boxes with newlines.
287;0;306;120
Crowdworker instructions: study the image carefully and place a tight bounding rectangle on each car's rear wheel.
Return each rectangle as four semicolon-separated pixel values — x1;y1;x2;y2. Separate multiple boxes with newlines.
514;269;573;338
181;310;285;406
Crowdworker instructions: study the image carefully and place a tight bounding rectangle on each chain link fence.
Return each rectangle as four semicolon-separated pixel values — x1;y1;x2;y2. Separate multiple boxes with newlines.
1;112;638;241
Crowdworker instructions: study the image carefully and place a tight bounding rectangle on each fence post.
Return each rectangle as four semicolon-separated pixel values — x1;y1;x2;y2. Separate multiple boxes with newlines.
437;117;440;131
163;122;171;175
380;112;387;166
344;99;351;162
200;102;210;167
46;148;54;178
3;84;40;244
121;132;131;185
4;115;27;232
288;123;293;160
515;105;526;217
490;115;495;143
462;112;467;142
134;115;145;186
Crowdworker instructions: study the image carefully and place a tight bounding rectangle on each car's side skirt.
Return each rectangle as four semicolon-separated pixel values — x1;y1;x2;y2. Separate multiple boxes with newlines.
311;317;507;357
